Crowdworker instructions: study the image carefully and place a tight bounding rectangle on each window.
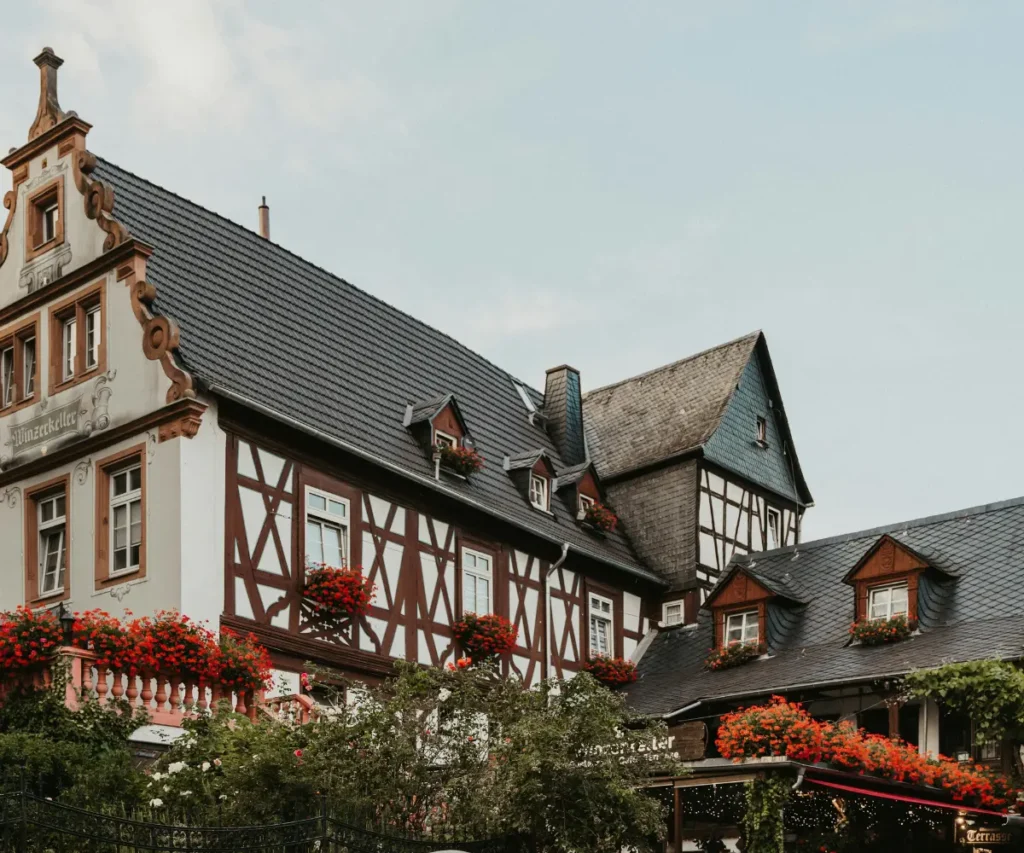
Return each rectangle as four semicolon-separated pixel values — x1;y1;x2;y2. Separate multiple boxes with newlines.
462;548;492;615
868;583;909;620
589;594;614;655
0;318;40;414
109;463;143;575
767;507;781;548
434;430;457;450
26;179;64;258
50;284;104;392
662;601;683;626
756;416;767;445
578;493;595;514
37;491;67;596
724;610;759;646
95;445;147;589
513;382;537;414
305;488;350;568
529;473;548;511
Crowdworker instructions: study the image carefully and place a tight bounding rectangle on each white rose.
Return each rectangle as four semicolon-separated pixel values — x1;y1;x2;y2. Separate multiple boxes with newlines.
167;762;186;774
149;798;164;808
202;762;211;772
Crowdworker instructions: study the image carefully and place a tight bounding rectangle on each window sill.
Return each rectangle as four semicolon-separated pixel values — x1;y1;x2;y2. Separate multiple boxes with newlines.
50;366;102;398
30;588;67;605
96;566;145;591
0;395;40;419
754;440;769;450
25;236;63;263
530;505;555;517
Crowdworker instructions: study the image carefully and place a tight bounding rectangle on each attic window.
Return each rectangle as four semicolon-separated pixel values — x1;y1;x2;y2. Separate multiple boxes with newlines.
868;583;908;621
434;430;458;450
662;602;683;626
25;178;65;260
514;382;536;413
766;507;781;548
724;609;759;646
578;493;595;514
756;416;768;446
529;473;549;511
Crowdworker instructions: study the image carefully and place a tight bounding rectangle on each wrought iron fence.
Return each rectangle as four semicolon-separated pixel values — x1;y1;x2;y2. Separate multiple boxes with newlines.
0;782;521;853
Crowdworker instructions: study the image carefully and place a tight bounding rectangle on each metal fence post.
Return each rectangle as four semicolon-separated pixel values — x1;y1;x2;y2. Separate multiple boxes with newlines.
319;794;329;853
17;767;26;853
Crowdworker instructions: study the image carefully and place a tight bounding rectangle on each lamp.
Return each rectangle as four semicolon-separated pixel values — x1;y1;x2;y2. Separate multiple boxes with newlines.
57;603;75;646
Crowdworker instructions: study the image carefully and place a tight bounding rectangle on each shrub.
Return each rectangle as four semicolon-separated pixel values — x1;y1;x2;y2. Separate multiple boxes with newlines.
304;564;374;620
581;655;637;686
0;607;63;671
452;613;518;659
849;614;915;645
704;641;765;671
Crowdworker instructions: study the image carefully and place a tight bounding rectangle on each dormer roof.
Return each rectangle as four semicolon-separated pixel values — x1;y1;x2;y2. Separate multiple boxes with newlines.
703;562;810;611
842;534;960;584
504;448;552;473
403;392;469;435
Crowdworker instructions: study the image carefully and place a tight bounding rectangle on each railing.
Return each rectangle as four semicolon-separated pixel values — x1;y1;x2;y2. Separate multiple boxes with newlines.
0;648;314;729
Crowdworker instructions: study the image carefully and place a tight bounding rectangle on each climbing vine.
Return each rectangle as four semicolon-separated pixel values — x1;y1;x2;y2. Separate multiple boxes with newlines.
904;659;1024;744
742;775;790;853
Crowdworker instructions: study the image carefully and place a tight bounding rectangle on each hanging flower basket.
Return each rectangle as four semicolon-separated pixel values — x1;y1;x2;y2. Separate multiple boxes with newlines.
0;607;63;671
436;445;484;476
582;655;637;686
127;610;216;680
73;609;132;670
849;614;915;646
581;502;618;532
206;628;274;692
704;641;765;671
304;564;374;621
452;612;518;660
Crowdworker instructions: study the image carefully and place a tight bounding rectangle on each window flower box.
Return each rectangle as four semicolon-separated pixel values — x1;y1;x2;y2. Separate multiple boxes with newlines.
849;614;915;646
304;563;374;621
436;444;484;476
452;612;518;660
582;655;637;686
206;628;274;693
0;607;63;672
704;641;765;671
581;502;618;533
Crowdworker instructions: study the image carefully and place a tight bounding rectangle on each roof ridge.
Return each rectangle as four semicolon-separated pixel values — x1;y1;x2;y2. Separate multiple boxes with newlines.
96;156;544;398
583;330;760;398
739;492;1024;563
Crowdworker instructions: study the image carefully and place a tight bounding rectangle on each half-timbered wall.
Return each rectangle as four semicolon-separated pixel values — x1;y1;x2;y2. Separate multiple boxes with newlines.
224;432;649;685
697;466;799;601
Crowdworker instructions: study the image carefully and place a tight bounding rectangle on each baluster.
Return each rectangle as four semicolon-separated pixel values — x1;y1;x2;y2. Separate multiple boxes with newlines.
126;671;140;709
141;672;155;711
82;661;94;694
155;677;169;716
197;679;209;715
234;690;247;717
168;677;182;718
95;665;110;705
183;680;196;716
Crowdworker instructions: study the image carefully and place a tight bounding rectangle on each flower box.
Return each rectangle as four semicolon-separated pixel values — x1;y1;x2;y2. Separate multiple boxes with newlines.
208;628;274;692
452;612;518;660
436;445;484;477
704;641;765;671
304;564;374;621
849;614;915;646
581;502;618;533
0;607;63;671
582;655;637;686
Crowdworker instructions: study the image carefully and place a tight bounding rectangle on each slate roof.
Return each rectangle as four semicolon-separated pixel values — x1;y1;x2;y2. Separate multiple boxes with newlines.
582;332;812;504
93;159;663;586
404;393;455;426
625;495;1024;717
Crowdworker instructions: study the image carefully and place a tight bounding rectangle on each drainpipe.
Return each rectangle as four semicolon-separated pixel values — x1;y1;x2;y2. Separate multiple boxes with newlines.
791;766;806;791
544;543;571;679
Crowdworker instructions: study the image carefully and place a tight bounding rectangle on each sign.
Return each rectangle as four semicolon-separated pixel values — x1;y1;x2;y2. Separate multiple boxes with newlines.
666;721;708;761
0;372;115;469
956;825;1016;847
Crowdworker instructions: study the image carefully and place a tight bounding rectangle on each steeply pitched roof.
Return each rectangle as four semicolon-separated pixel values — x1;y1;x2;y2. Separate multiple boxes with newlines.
625;494;1024;717
93;158;663;587
582;333;812;504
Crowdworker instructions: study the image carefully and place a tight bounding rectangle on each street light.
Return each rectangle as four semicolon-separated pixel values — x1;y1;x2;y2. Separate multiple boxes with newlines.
57;603;75;646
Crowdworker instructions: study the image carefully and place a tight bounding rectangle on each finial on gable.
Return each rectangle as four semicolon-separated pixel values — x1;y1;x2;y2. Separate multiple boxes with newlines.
28;47;67;141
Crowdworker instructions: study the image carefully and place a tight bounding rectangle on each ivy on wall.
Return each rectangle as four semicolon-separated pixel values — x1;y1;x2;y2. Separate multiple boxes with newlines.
742;775;790;853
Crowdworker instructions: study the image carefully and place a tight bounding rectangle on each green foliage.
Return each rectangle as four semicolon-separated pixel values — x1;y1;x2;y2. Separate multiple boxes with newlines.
904;659;1024;744
742;775;790;853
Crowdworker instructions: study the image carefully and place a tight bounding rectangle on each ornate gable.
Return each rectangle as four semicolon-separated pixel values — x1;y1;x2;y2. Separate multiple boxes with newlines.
843;534;930;623
704;568;773;649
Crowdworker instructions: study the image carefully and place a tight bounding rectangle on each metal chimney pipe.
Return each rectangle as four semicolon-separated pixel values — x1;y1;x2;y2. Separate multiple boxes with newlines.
258;196;270;239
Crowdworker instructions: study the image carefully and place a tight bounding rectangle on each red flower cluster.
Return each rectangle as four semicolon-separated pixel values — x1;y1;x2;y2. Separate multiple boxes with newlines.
582;655;637;686
0;607;63;670
436;444;484;476
128;610;215;678
849;614;915;645
73;609;133;669
704;641;766;671
452;613;518;659
582;502;618;532
207;628;274;692
716;696;1020;810
446;656;473;671
304;564;374;619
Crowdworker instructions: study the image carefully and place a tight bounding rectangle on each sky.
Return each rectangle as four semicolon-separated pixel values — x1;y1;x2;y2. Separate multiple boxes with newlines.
2;1;1023;542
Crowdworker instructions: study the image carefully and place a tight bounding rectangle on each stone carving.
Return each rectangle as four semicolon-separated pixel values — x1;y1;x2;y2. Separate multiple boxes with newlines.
73;458;91;486
19;243;72;293
1;486;21;508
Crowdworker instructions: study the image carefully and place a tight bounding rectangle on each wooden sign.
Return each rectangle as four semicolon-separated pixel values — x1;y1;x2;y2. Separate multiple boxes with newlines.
665;721;708;761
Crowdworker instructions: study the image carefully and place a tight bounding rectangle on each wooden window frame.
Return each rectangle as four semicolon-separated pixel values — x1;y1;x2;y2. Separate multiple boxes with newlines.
49;281;107;397
529;472;549;511
460;546;494;616
766;507;781;548
867;581;910;621
713;601;767;649
24;176;66;262
95;444;147;589
303;485;351;570
25;473;71;606
588;592;614;657
662;601;684;627
723;608;760;647
433;430;458;450
0;314;41;416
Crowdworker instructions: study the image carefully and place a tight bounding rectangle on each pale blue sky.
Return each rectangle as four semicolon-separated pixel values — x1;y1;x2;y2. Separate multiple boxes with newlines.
3;1;1022;540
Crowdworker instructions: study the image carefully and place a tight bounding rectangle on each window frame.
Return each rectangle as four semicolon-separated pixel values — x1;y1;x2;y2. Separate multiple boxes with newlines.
49;282;106;396
108;461;144;577
461;546;494;616
529;472;549;511
433;430;458;450
756;416;768;445
578;492;596;516
766;507;781;548
25;177;65;261
724;608;760;647
36;491;68;598
304;486;351;570
0;315;41;416
24;473;71;605
95;445;148;589
867;582;910;621
662;601;684;627
588;592;614;656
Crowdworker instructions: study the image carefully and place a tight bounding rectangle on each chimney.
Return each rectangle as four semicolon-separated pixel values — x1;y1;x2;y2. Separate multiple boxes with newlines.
258;196;270;239
28;47;66;141
544;365;586;465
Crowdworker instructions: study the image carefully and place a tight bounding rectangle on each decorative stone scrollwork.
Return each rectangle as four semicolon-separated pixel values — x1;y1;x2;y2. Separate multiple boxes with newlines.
72;149;129;252
73;459;91;486
0;190;14;266
1;487;21;509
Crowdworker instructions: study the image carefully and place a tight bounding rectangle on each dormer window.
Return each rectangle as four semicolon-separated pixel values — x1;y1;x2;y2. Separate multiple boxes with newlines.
434;430;457;450
529;473;549;511
578;493;595;514
756;416;767;446
724;609;760;646
663;601;683;626
868;582;909;621
25;178;65;261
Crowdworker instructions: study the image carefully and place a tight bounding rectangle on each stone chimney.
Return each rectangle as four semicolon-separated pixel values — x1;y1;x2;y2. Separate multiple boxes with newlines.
258;197;270;239
28;47;66;141
544;365;586;465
